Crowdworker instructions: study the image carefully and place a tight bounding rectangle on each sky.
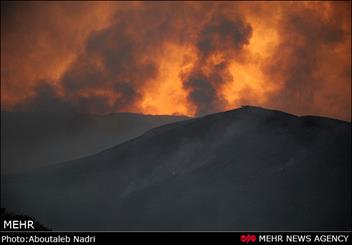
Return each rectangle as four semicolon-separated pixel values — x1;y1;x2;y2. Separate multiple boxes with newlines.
1;1;351;120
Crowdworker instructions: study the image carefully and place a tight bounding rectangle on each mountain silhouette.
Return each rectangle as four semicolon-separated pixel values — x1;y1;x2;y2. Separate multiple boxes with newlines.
1;111;187;174
1;208;50;231
2;106;350;230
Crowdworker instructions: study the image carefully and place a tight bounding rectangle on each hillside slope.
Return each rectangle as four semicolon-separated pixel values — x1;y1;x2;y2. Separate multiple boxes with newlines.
1;111;187;174
2;106;350;230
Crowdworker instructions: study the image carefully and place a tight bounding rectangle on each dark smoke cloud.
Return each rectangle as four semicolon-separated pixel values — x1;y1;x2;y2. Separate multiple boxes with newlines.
264;3;350;118
15;81;111;114
20;3;190;114
14;81;75;113
10;5;254;116
2;2;350;120
197;16;253;58
60;15;159;112
182;16;252;115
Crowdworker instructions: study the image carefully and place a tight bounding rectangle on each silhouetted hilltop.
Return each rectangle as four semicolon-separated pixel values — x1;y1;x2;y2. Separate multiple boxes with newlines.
1;111;188;174
1;208;50;231
2;106;350;230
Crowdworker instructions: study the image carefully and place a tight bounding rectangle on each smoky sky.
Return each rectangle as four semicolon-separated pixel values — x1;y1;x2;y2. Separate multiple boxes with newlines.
1;1;351;120
265;3;350;118
182;16;252;115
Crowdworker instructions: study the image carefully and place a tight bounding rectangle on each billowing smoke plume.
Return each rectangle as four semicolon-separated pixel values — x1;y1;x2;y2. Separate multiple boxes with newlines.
20;5;176;114
182;17;252;115
2;2;351;120
264;3;350;118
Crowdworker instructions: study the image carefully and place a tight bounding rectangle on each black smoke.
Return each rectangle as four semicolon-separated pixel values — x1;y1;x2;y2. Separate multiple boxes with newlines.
182;16;252;116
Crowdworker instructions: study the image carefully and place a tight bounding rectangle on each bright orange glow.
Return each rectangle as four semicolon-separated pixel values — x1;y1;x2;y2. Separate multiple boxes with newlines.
1;1;350;120
140;43;196;116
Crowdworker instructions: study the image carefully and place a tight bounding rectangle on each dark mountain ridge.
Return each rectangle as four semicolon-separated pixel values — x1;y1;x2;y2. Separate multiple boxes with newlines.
1;111;188;174
2;106;350;230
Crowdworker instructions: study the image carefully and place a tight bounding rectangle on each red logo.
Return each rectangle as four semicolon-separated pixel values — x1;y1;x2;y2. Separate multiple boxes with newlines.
240;234;256;243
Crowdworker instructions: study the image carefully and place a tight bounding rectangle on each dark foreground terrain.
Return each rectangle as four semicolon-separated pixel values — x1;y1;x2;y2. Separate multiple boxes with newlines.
1;106;351;230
